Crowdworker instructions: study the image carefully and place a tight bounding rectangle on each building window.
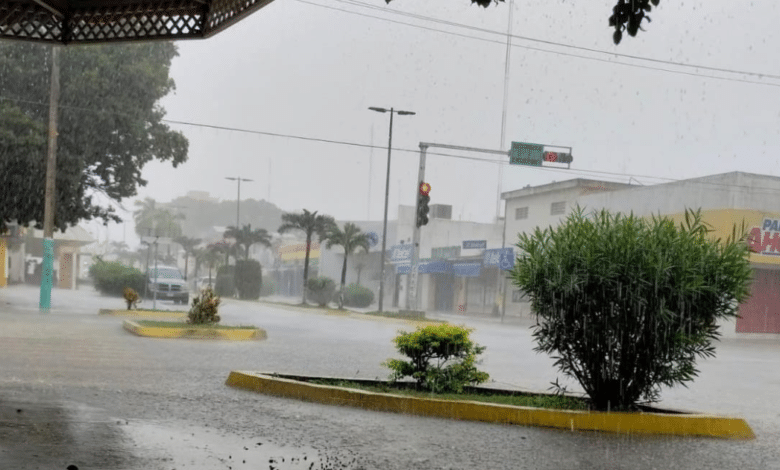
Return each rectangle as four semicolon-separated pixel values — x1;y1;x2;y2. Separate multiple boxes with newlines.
515;206;529;220
551;201;565;215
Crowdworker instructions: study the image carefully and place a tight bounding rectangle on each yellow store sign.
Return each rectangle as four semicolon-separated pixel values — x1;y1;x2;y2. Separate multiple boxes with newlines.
279;242;320;261
659;209;780;266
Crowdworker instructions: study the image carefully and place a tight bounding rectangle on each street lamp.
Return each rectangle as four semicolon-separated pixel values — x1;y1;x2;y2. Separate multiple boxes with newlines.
225;177;253;231
368;106;416;314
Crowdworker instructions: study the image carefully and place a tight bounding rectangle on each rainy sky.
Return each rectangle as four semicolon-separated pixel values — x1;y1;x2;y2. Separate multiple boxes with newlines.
94;0;780;246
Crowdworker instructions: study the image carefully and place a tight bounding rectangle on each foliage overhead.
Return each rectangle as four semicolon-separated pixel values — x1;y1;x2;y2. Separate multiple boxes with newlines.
0;41;188;232
384;0;660;44
383;324;489;394
510;207;753;410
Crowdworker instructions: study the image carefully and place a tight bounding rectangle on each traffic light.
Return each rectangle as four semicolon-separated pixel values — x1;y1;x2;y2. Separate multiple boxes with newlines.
417;182;431;227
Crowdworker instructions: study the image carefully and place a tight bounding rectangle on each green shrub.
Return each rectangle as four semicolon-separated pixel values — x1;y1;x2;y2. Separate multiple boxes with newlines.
383;324;489;394
215;265;235;297
511;207;753;411
260;277;276;297
89;258;146;297
306;276;336;307
188;286;221;324
123;287;140;310
235;259;262;300
335;283;375;308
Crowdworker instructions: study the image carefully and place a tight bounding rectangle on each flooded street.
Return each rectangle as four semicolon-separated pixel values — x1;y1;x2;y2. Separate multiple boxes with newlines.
2;285;780;469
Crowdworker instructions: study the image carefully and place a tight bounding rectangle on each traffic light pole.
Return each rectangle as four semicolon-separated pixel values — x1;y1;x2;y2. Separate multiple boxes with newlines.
406;142;527;313
406;143;428;311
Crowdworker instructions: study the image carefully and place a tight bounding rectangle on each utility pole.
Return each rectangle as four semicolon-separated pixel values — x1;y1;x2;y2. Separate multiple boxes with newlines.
39;45;60;312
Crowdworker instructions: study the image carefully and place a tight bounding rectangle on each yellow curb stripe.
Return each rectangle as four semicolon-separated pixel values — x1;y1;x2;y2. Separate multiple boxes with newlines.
122;320;266;341
225;371;755;440
99;309;187;318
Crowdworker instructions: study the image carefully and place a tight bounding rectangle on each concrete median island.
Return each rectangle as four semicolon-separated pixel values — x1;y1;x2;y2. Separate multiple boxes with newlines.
99;308;187;319
123;320;266;340
225;371;755;440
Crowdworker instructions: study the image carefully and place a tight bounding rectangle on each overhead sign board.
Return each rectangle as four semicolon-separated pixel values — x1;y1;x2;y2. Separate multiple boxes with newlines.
509;142;573;167
390;244;413;263
462;240;487;250
509;142;543;167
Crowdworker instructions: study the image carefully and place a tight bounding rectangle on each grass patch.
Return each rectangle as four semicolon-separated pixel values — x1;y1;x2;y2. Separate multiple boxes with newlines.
307;378;589;411
135;320;257;330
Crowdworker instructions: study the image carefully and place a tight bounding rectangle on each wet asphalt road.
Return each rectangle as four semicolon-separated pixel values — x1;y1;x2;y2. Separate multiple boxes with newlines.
1;285;779;470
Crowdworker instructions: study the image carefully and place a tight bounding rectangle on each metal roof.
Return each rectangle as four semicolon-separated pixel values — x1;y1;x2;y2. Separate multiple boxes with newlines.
0;0;275;44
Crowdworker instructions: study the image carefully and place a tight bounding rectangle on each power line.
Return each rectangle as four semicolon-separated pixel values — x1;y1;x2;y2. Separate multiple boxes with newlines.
295;0;780;88
336;0;780;80
4;94;780;197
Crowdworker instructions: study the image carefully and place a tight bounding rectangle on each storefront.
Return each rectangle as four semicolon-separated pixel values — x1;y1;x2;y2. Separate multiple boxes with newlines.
654;209;780;334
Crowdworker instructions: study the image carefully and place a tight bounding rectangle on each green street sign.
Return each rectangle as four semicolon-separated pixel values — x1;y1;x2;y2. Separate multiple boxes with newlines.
509;142;543;167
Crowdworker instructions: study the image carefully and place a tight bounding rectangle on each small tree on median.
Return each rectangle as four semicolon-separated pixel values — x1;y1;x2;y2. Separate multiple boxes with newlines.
383;324;489;394
510;206;753;411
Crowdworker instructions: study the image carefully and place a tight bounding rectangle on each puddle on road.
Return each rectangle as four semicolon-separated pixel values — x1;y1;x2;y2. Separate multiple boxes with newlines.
123;421;331;470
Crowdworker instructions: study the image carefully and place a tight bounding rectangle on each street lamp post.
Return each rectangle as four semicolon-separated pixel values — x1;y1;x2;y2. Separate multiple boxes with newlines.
368;106;416;314
225;177;253;266
225;177;253;230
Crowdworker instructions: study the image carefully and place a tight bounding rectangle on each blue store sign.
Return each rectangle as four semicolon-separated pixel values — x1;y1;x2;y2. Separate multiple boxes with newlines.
462;240;487;250
452;262;481;277
390;244;413;263
483;248;515;270
396;260;450;274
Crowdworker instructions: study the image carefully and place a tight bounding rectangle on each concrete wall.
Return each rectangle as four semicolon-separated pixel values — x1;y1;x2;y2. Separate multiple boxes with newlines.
577;172;780;216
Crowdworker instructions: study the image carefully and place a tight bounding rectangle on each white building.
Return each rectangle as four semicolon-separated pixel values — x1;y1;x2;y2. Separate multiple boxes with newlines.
501;172;780;335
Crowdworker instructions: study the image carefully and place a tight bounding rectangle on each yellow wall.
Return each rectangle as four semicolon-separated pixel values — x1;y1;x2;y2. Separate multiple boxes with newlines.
655;209;780;265
279;243;320;261
0;238;6;287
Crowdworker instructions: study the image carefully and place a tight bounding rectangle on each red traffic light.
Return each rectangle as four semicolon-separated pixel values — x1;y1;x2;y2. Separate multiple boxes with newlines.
419;182;431;196
544;152;558;162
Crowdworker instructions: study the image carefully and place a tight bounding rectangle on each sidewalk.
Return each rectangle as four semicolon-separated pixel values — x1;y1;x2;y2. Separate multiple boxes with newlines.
257;294;533;327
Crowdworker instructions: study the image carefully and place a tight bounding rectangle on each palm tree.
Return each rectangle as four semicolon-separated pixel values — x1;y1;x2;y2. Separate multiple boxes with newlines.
201;243;226;286
133;198;158;238
278;209;336;304
133;198;185;261
223;224;271;260
323;222;370;309
174;236;201;280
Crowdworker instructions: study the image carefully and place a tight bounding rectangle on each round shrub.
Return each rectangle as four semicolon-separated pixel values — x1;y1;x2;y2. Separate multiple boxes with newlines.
89;258;146;297
235;259;262;300
306;276;336;307
335;283;375;308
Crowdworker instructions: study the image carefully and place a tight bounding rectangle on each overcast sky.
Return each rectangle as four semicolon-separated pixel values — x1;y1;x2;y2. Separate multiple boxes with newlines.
95;0;780;248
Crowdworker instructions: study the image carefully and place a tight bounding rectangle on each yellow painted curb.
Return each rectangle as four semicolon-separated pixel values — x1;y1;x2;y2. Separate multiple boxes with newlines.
123;320;266;341
99;308;187;318
225;371;755;440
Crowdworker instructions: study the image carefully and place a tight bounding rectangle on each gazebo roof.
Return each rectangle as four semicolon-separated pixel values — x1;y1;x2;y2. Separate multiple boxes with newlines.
0;0;275;44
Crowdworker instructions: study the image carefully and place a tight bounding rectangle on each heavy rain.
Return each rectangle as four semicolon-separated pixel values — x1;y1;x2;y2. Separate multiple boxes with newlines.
2;0;780;469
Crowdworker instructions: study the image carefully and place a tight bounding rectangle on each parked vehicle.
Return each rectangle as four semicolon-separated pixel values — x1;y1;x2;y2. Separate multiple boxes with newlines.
147;265;189;305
